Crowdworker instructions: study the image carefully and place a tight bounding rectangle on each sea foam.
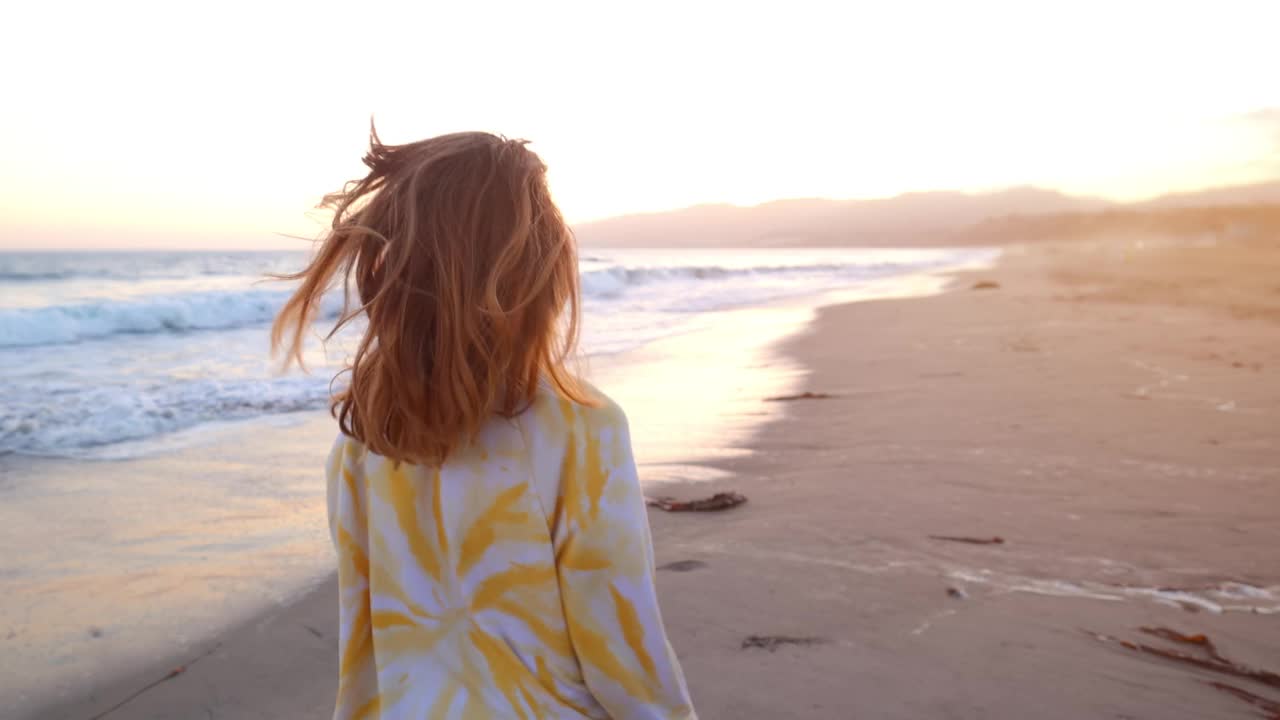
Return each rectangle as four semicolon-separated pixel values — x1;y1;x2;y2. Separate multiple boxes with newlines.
1;260;910;349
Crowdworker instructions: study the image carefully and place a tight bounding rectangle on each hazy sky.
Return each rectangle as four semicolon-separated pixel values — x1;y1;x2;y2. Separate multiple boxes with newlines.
3;0;1279;249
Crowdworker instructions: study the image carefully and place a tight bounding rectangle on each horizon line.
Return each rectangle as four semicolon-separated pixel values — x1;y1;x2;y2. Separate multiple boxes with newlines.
3;177;1279;251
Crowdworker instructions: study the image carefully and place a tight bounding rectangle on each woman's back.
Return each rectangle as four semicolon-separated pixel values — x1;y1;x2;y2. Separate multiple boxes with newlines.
328;385;694;719
272;129;694;718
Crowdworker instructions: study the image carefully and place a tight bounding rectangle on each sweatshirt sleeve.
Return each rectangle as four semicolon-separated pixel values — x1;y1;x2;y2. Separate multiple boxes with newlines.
325;435;381;720
552;399;697;719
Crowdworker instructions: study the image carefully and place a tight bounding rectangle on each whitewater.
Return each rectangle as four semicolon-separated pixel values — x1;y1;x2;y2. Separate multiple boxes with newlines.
0;247;990;457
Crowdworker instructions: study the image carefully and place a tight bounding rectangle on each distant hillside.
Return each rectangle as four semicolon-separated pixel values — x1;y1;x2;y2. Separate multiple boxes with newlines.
1135;180;1280;209
955;204;1280;246
572;181;1280;248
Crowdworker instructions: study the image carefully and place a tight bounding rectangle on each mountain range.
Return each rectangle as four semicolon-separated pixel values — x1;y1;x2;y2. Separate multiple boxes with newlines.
572;181;1280;247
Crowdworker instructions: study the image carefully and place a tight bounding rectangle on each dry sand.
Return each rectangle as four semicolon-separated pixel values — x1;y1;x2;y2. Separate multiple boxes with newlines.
48;236;1280;719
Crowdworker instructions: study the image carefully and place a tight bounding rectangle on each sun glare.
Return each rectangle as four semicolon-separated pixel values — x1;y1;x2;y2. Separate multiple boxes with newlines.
1;0;1278;248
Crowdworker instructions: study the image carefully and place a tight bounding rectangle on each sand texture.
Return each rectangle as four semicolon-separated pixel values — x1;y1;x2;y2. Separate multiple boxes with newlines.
46;235;1280;719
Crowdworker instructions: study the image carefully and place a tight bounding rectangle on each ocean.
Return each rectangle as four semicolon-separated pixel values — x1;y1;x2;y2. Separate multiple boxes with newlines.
0;247;991;460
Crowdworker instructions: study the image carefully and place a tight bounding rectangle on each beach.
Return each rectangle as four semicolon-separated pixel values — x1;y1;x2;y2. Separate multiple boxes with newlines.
2;248;989;715
29;233;1280;719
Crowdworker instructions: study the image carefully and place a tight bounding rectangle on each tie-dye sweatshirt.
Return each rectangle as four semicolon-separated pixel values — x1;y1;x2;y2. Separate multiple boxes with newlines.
325;386;696;719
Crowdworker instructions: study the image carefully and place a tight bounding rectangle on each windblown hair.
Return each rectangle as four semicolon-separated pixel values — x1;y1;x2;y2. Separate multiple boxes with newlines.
272;127;593;465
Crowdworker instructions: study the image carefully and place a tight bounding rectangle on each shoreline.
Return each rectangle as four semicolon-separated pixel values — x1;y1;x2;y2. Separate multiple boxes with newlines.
6;254;993;718
27;257;967;717
664;239;1279;718
37;236;1280;719
29;260;976;720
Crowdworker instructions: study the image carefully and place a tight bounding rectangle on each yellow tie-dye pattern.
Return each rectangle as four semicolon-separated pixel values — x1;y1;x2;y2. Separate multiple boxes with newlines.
494;597;575;657
563;610;655;704
469;626;537;719
370;610;418;630
582;431;608;521
384;464;443;582
535;654;594;717
555;462;585;537
458;482;532;577
430;469;449;559
350;695;380;720
338;599;373;687
558;537;613;571
374;612;458;663
343;468;361;514
367;547;436;622
611;584;660;684
460;693;487;720
336;526;369;581
471;563;556;610
517;683;543;720
326;388;696;719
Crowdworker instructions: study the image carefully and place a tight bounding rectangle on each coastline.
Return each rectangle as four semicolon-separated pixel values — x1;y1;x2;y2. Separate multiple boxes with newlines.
30;258;972;720
28;260;944;720
37;236;1280;719
658;240;1280;719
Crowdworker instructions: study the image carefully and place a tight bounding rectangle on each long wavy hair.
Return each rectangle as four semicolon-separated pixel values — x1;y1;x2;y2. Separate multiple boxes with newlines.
272;127;593;465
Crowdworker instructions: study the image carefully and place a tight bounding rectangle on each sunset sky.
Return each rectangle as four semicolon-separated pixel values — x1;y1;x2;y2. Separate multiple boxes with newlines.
2;0;1278;249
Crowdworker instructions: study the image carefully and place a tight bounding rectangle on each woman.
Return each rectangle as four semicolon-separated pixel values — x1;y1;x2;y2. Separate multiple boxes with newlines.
273;129;696;719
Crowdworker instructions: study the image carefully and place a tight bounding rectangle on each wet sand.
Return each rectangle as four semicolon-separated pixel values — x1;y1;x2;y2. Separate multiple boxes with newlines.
665;237;1280;719
40;236;1280;719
